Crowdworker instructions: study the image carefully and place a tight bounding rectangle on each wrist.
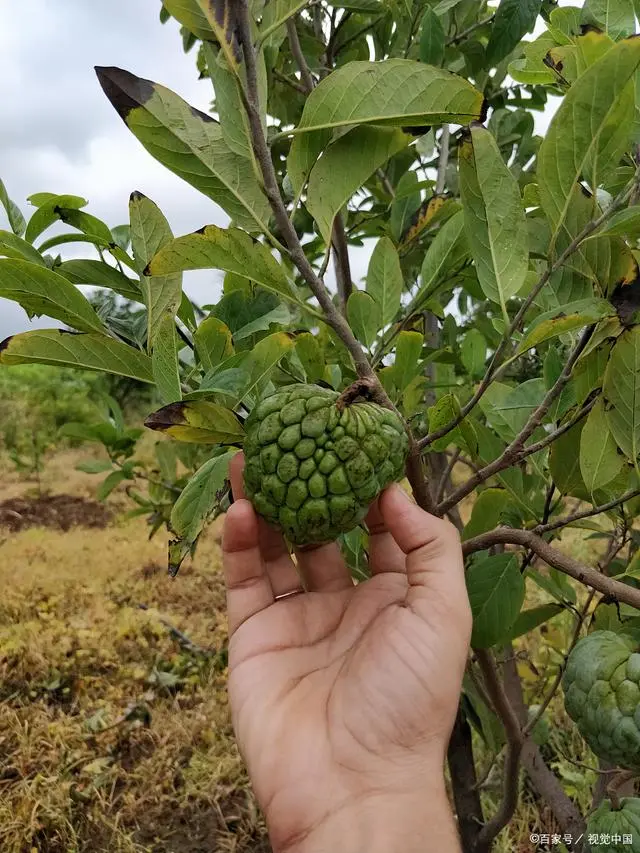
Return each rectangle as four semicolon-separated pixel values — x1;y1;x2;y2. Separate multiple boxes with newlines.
269;783;460;853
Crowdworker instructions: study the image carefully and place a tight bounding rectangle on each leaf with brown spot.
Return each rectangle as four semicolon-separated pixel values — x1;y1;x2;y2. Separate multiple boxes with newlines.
145;400;245;444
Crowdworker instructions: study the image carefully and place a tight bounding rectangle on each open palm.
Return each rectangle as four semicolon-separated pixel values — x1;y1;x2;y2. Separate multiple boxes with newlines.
223;454;471;849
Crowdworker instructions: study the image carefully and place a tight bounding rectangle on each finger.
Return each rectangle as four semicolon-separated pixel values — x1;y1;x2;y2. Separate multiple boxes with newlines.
296;542;353;593
379;484;466;612
222;499;274;636
365;498;406;576
229;451;247;500
229;453;302;596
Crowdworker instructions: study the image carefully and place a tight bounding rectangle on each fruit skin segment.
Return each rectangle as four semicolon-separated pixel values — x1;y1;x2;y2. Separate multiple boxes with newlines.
243;384;409;545
563;630;640;770
586;798;640;853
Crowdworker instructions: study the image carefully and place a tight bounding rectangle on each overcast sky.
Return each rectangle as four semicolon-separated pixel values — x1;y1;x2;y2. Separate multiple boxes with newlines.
0;1;562;341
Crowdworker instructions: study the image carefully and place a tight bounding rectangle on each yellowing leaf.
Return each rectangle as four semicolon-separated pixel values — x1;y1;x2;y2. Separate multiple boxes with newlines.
145;400;245;444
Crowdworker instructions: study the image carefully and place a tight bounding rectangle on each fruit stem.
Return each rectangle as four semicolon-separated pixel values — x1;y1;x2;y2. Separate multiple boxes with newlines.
336;378;391;411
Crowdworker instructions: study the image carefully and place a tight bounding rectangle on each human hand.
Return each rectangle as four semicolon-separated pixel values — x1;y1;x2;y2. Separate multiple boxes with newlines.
222;453;471;853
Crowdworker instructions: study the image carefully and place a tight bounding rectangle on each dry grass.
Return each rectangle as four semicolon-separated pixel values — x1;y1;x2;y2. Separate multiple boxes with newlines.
0;451;607;852
0;451;268;853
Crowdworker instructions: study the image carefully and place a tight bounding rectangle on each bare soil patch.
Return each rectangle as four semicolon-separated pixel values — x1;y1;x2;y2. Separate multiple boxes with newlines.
0;493;112;532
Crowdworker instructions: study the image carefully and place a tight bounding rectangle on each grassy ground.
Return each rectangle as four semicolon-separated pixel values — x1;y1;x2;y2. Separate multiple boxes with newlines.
0;450;601;852
0;451;268;853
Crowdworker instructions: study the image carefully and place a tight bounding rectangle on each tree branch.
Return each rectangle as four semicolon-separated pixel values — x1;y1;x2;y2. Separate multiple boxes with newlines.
523;589;595;739
236;1;372;379
418;179;639;452
286;18;315;92
438;327;595;514
237;2;433;516
501;649;586;840
474;649;524;852
435;125;450;195
535;487;640;535
447;15;495;46
463;528;640;611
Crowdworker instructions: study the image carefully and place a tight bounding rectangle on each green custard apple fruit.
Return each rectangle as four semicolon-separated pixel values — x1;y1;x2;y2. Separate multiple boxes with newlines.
563;630;640;770
243;384;409;545
586;798;640;852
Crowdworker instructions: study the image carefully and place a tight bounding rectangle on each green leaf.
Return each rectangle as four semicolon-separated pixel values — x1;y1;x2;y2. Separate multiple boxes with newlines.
162;0;216;41
295;333;324;383
429;393;478;456
0;230;46;265
53;208;115;246
419;7;446;66
0;179;26;236
56;259;142;303
202;42;253;159
258;0;308;44
145;400;245;444
459;124;529;318
307;126;408;244
467;553;525;648
508;603;564;640
516;303;614;356
0;259;105;334
166;1;240;68
462;488;509;540
595;206;640;239
486;0;542;66
95;67;271;234
194;317;234;371
347;291;381;349
24;194;87;244
147;225;303;308
603;327;640;467
97;470;128;501
389;172;421;244
169;450;238;576
129;192;183;348
76;460;114;474
537;39;640;242
287;59;483;194
582;0;636;39
0;330;154;382
246;332;295;398
460;328;486;378
393;331;423;392
418;210;467;300
580;397;625;492
234;304;290;342
152;312;182;405
366;236;403;328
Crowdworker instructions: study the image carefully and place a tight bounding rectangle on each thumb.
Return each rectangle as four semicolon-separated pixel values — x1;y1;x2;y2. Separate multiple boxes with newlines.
379;484;468;617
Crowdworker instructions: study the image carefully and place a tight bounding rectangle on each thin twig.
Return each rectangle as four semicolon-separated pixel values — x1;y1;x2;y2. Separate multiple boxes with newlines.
463;529;640;611
436;447;460;503
418;179;639;452
272;68;306;94
523;589;595;739
438;328;596;514
435;125;450;195
474;649;524;851
286;18;315;92
332;214;353;313
535;487;640;535
447;14;495;46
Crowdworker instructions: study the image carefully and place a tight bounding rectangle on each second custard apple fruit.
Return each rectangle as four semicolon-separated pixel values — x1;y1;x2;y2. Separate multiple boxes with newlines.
586;798;640;852
563;630;640;770
243;384;409;545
